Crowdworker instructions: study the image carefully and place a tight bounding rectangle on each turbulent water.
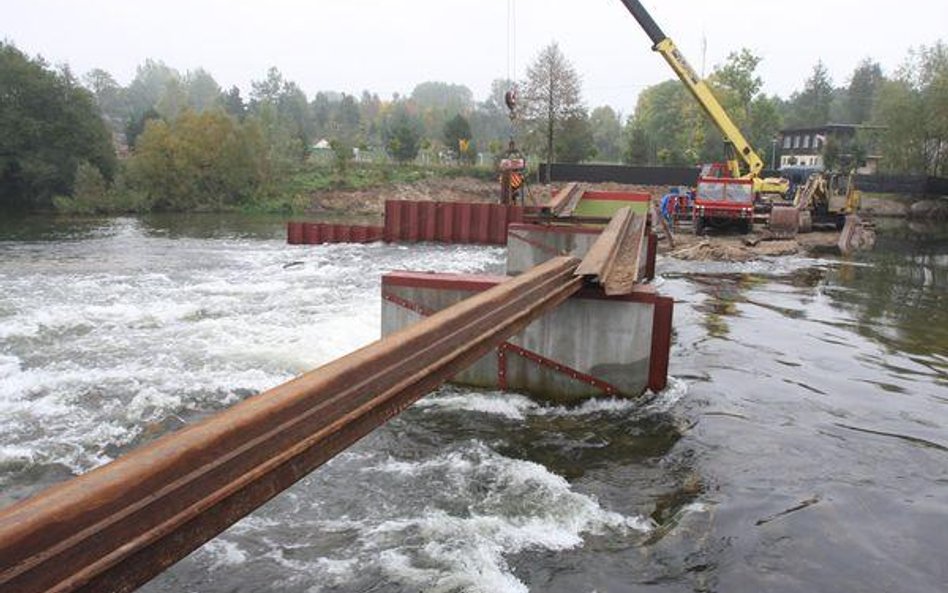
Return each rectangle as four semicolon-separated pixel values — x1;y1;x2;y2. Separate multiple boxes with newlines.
1;214;946;592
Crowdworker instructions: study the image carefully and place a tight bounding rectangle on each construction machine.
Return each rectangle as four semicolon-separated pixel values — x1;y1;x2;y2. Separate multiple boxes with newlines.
617;0;789;234
767;170;869;241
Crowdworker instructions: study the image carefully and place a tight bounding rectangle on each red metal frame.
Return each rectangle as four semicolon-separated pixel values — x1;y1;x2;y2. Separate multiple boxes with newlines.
648;295;674;392
498;342;621;396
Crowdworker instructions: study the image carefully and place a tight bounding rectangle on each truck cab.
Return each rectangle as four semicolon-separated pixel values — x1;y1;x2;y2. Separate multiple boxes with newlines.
694;177;754;234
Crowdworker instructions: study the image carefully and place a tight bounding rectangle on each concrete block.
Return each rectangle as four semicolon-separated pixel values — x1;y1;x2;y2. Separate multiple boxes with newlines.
381;272;673;404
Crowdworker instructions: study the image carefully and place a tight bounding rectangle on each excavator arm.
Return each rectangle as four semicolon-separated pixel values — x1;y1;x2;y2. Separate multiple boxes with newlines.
617;0;765;178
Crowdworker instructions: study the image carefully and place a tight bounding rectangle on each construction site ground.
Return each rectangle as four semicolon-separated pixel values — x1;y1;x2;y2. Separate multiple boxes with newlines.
301;178;908;261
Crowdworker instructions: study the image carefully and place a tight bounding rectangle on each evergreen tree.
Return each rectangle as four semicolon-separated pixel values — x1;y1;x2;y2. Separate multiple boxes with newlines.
847;59;884;124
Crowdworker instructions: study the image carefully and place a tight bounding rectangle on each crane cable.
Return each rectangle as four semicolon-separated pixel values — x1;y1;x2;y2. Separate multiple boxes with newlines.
506;0;516;84
505;0;518;131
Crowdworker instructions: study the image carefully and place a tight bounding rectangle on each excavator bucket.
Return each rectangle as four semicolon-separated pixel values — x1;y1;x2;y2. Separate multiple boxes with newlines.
838;214;876;254
768;205;800;238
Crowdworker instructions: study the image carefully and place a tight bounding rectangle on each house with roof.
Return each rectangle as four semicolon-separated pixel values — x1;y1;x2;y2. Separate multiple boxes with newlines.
777;123;885;175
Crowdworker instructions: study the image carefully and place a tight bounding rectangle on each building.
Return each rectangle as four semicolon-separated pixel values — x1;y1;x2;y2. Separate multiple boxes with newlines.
777;123;885;174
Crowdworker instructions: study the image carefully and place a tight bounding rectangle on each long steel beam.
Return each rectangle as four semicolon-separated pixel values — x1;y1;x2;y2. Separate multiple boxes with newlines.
0;256;583;593
575;207;647;295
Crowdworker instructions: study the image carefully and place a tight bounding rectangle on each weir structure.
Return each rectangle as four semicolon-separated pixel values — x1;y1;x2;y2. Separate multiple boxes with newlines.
0;258;583;593
0;192;675;593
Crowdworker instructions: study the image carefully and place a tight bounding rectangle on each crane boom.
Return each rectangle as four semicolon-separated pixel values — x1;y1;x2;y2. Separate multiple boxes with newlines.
617;0;765;178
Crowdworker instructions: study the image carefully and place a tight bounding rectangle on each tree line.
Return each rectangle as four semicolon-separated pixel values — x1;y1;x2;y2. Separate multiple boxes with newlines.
1;38;946;213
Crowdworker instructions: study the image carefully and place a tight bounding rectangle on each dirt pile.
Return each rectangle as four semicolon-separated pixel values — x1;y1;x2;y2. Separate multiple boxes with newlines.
307;178;497;216
668;237;802;261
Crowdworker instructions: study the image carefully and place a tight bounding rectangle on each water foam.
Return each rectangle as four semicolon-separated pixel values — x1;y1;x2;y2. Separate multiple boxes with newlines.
354;443;653;592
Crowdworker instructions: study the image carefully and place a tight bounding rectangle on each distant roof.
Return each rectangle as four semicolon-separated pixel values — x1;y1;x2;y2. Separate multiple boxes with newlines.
779;123;887;134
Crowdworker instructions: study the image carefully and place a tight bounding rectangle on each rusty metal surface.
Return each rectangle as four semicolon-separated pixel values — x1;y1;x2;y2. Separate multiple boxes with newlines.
382;201;524;246
545;182;584;217
574;207;647;295
287;222;384;245
498;343;621;396
0;256;582;593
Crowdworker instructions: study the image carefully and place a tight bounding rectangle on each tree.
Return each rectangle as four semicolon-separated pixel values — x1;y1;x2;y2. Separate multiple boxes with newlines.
443;113;473;163
126;59;179;119
874;42;948;175
847;59;884;124
786;61;834;127
623;120;652;165
185;68;221;112
410;82;474;114
335;93;361;143
127;109;266;210
249;68;311;162
383;106;422;163
125;108;161;149
222;86;246;120
555;113;596;163
713;49;763;116
589;106;623;162
83;68;127;129
521;42;585;181
0;42;116;211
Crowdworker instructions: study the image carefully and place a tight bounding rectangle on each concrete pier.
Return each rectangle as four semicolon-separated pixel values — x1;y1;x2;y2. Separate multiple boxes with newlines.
506;222;657;281
381;272;672;403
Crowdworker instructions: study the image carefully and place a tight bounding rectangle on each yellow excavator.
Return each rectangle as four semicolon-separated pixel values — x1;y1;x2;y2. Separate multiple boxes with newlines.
617;0;790;234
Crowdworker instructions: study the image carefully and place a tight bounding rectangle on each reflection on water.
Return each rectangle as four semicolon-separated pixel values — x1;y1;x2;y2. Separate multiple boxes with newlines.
1;213;946;592
825;220;948;373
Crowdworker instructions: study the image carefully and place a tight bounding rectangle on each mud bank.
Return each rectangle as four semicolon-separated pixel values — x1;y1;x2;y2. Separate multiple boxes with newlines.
661;231;842;262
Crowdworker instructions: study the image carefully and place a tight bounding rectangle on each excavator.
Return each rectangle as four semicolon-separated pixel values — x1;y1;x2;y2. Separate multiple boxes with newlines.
617;0;791;234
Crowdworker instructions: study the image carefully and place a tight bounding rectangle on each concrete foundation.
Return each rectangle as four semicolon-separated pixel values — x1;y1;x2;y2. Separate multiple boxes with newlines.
382;272;672;403
506;222;657;281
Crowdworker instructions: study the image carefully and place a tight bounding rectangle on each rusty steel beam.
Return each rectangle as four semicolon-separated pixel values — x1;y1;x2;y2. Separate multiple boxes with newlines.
0;257;583;593
545;182;584;217
574;207;647;295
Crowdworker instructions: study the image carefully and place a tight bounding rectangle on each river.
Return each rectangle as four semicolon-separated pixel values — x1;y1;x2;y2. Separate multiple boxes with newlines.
0;213;945;593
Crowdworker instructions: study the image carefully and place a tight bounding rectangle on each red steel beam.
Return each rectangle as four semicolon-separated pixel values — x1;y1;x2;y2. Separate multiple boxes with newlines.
0;257;583;593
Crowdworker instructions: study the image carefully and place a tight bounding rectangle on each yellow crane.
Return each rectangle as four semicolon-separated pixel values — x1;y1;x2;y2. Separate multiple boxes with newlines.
617;0;789;233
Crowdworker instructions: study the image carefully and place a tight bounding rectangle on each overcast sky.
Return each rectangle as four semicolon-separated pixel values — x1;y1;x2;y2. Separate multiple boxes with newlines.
4;0;946;115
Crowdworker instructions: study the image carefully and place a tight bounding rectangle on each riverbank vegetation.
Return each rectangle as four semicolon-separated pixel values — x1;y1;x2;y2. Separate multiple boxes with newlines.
1;38;946;215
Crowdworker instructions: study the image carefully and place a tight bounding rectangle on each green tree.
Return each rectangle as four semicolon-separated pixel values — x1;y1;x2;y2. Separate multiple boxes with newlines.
222;86;246;120
383;106;423;163
250;68;310;162
786;61;834;127
185;68;222;112
125;108;161;149
334;93;361;143
874;42;948;175
126;59;179;119
521;42;585;181
127;109;266;210
443;113;473;163
847;59;884;124
0;43;116;211
623;120;652;165
589;106;623;162
83;68;127;132
555;113;596;163
713;49;763;116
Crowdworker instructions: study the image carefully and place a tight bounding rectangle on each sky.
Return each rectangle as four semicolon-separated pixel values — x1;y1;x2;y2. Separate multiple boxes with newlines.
3;0;947;115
